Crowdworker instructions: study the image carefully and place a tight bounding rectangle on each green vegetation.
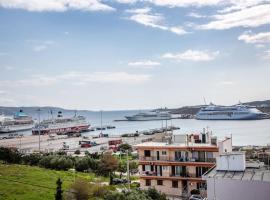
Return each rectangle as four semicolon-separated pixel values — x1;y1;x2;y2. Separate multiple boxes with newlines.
0;147;167;200
0;163;106;200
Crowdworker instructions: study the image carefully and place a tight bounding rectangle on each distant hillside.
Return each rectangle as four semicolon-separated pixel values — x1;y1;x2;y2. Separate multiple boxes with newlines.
0;106;89;115
243;100;270;107
1;99;270;116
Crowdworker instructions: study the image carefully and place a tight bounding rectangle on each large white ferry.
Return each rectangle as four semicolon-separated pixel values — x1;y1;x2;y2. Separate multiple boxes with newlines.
125;111;172;121
32;111;90;135
0;110;34;133
196;104;269;120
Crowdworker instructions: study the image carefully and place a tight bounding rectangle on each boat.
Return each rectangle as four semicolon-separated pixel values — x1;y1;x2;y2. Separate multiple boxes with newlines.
196;103;269;120
0;110;34;133
32;111;90;135
125;111;172;121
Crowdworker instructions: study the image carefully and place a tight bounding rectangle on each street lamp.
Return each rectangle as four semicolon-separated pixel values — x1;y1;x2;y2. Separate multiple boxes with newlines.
37;108;41;152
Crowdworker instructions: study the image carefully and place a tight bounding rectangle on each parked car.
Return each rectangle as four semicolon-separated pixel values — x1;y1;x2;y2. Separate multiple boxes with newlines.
112;178;129;185
189;195;204;200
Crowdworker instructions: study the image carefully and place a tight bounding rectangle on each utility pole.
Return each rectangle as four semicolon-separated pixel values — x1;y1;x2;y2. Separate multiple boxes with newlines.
100;110;103;135
126;150;130;191
38;108;41;152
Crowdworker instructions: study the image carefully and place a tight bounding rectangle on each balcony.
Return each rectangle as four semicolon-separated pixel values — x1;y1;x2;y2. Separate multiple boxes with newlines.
140;171;163;176
140;156;215;163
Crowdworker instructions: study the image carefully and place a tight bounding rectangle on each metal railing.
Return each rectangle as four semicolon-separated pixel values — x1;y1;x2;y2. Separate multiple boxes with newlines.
140;156;215;163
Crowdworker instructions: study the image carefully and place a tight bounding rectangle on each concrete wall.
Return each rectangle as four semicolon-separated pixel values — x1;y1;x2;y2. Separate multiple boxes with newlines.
206;178;270;200
140;179;183;197
218;138;232;153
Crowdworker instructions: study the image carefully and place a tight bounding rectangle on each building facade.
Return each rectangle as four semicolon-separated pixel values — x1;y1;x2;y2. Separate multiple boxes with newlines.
134;132;232;199
203;152;270;200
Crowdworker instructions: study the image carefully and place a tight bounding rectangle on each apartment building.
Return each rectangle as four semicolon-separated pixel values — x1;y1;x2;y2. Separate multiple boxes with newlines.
134;131;232;199
203;152;270;200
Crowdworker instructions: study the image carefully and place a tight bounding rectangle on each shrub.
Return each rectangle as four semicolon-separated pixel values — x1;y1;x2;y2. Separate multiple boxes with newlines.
190;189;200;195
0;147;22;164
74;150;80;155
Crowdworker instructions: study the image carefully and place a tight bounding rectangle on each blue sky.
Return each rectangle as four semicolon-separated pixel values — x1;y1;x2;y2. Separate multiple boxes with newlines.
0;0;270;110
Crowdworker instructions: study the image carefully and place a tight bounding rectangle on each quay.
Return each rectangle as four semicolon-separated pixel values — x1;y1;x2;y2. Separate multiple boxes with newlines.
0;131;169;155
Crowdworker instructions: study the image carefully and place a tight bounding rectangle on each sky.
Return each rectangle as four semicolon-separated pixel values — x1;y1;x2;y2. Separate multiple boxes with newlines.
0;0;270;110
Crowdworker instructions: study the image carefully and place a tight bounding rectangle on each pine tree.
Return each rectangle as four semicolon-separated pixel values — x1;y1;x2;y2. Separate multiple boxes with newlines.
55;178;63;200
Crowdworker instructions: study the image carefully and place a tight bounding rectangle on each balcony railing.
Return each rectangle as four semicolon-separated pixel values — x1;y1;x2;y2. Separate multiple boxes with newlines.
140;156;215;163
140;171;162;176
140;171;201;178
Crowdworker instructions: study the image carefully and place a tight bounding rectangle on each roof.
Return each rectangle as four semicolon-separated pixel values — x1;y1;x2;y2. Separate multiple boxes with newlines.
203;163;270;182
134;141;217;148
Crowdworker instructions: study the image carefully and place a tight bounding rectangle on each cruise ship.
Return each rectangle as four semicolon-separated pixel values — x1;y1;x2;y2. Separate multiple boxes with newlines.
32;111;90;135
196;103;269;120
125;111;172;121
0;110;34;133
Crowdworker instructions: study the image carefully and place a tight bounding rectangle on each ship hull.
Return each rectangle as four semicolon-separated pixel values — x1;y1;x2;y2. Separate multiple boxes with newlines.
125;116;171;121
32;125;90;135
0;124;34;133
196;113;265;120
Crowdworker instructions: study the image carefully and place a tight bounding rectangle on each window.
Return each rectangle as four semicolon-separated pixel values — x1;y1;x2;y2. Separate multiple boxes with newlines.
162;151;167;155
162;166;168;170
172;181;178;188
145;165;151;171
174;166;186;176
144;150;151;157
145;179;151;186
157;180;163;185
196;167;209;177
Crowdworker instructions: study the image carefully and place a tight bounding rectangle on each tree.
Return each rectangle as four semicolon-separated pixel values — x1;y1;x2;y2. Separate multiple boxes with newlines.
118;161;126;179
98;152;118;184
55;178;63;200
145;188;167;200
118;143;132;153
0;147;22;164
65;179;91;200
129;161;138;174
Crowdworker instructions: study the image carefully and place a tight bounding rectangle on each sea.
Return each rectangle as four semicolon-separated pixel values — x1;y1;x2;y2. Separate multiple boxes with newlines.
3;110;270;146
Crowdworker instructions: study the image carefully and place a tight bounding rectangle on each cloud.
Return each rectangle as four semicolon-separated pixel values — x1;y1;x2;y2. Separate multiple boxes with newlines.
162;50;219;61
116;0;138;4
238;31;270;44
0;0;115;12
126;7;188;35
187;12;206;18
147;0;226;7
169;26;188;35
0;71;152;87
28;40;56;52
128;60;160;68
199;4;270;30
0;90;8;95
261;50;270;60
218;81;235;85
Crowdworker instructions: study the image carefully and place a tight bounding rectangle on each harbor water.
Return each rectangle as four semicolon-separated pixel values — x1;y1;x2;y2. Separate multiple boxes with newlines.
2;110;270;146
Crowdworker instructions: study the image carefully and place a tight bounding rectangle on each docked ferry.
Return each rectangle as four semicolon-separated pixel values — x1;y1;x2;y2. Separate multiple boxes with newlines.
125;111;172;121
0;110;34;133
196;104;269;120
32;111;90;135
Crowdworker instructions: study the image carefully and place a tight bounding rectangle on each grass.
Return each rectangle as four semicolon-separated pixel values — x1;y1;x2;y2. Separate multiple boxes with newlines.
0;163;108;200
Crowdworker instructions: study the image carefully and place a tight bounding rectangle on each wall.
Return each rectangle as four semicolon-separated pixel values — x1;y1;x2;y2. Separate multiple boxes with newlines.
206;178;270;200
140;179;183;197
218;138;232;153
